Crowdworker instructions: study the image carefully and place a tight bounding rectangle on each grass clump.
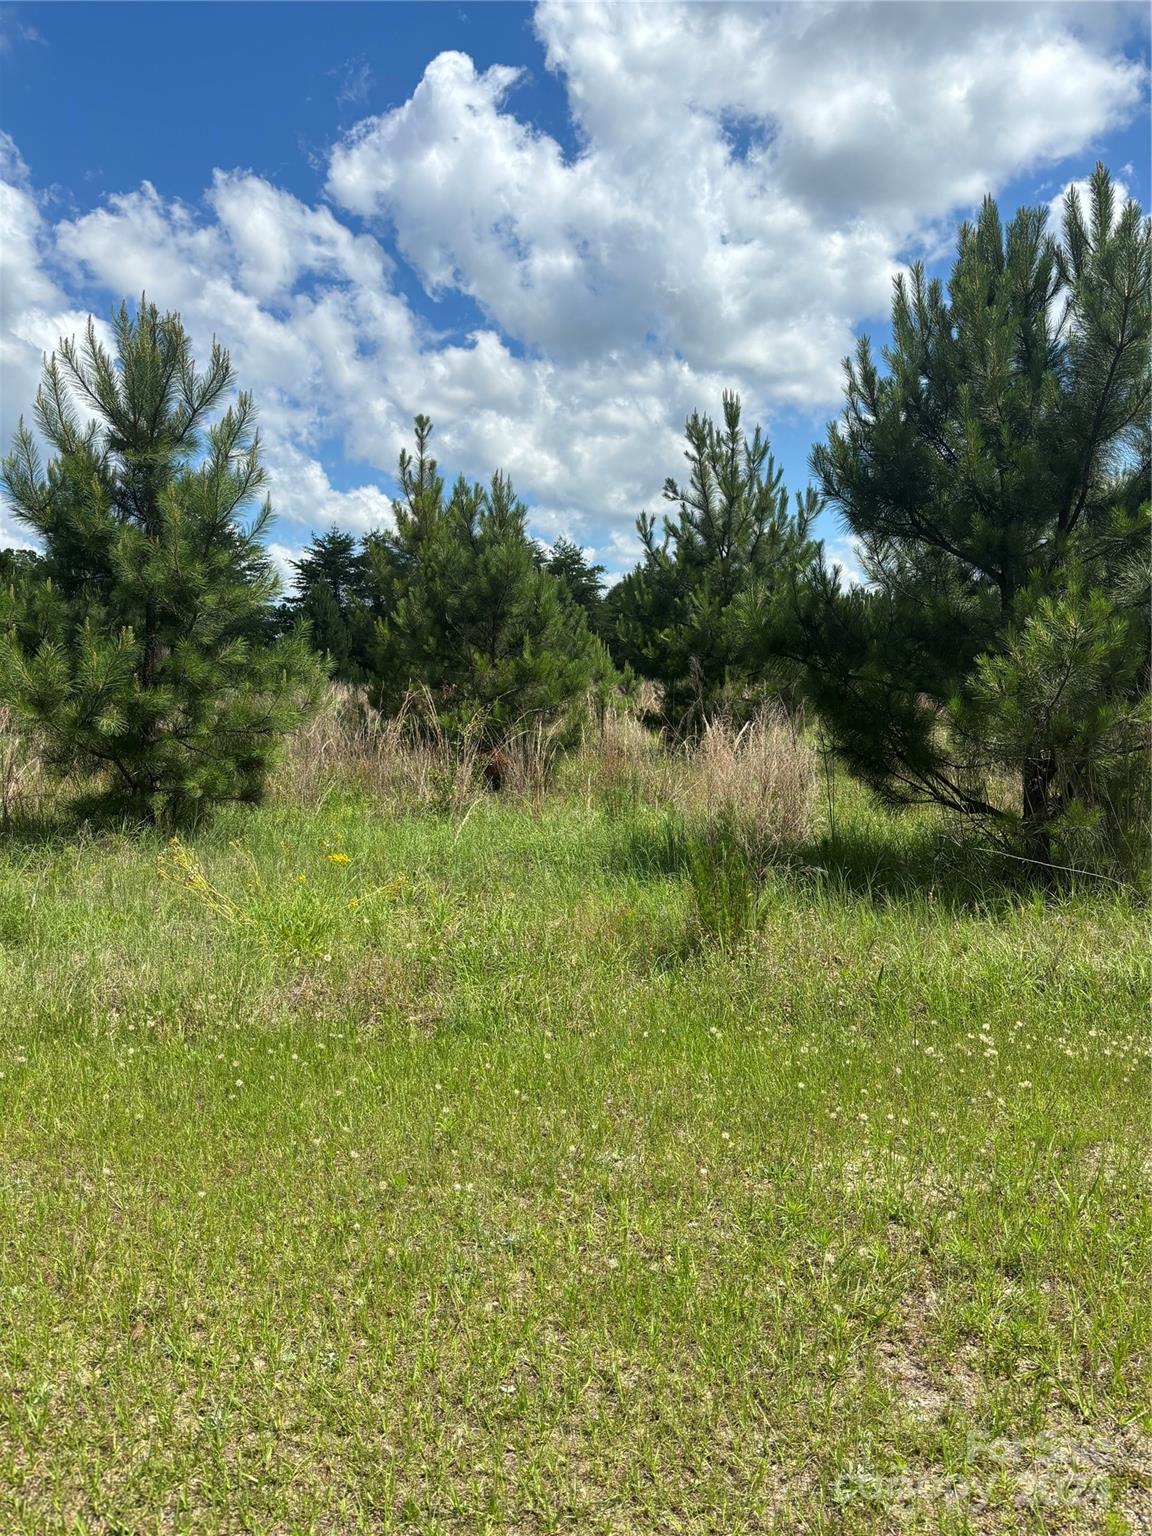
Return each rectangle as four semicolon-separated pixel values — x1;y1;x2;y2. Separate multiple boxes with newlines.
684;811;770;951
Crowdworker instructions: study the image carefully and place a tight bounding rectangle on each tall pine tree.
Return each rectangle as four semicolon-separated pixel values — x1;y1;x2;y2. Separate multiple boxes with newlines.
783;166;1149;868
542;536;606;631
0;302;324;823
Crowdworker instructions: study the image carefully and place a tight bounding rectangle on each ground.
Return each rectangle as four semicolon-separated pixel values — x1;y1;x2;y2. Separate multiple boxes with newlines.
0;777;1147;1534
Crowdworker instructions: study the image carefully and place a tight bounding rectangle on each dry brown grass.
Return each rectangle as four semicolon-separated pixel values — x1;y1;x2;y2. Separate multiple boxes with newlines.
276;684;819;847
276;684;573;814
276;685;481;813
684;711;817;845
4;679;819;858
578;701;817;844
0;705;43;831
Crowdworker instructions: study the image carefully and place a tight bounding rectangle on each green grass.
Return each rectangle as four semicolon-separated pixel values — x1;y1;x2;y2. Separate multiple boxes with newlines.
0;785;1148;1533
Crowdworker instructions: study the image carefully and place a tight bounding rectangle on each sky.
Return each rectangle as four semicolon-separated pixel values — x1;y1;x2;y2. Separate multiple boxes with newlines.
1;1;1149;587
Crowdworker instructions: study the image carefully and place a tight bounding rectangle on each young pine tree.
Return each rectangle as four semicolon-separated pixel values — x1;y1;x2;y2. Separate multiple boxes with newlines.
366;417;607;740
610;392;818;734
0;302;325;824
787;165;1149;870
285;525;376;683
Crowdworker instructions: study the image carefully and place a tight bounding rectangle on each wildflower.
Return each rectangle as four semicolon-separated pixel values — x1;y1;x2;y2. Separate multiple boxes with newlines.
327;852;351;865
346;897;360;910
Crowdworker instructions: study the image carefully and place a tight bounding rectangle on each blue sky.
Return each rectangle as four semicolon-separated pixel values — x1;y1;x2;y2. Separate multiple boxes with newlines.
2;1;1148;584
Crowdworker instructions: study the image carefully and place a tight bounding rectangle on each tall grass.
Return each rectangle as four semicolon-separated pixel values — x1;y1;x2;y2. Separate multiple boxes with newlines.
278;684;582;814
0;705;41;832
686;711;816;843
277;686;817;840
278;685;481;813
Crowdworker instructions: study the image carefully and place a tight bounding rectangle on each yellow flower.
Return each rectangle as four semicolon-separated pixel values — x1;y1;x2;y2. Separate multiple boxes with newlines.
327;852;351;865
346;897;360;910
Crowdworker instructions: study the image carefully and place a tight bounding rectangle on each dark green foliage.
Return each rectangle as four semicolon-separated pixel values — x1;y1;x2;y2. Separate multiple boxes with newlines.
283;525;377;682
786;165;1150;870
542;536;606;629
610;392;818;734
0;547;43;588
367;417;610;742
0;302;325;824
0;546;53;655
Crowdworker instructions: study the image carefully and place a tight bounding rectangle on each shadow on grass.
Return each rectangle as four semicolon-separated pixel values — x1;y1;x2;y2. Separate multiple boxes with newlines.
605;813;694;882
603;807;1070;916
780;823;1039;914
0;808;92;853
0;800;259;856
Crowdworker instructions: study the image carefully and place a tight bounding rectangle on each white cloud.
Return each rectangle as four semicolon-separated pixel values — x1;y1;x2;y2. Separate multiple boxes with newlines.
0;12;45;55
40;162;724;550
325;45;891;403
2;2;1147;570
327;1;1144;408
262;442;394;537
0;133;114;499
264;541;301;593
826;534;867;591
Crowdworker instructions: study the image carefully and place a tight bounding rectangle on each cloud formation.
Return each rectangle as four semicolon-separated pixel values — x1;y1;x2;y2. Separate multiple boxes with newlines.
1;3;1147;572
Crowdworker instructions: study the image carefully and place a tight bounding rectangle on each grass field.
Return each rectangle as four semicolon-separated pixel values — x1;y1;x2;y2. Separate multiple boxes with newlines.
0;737;1148;1533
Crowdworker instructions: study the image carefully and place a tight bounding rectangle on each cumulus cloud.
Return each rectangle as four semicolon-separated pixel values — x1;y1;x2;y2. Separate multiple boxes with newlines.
30;158;728;558
1047;171;1132;232
1;2;1147;570
825;534;868;591
327;1;1144;404
325;45;893;402
0;134;113;547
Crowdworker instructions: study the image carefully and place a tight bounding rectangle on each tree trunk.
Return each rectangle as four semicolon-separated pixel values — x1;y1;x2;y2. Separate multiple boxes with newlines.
1022;755;1054;874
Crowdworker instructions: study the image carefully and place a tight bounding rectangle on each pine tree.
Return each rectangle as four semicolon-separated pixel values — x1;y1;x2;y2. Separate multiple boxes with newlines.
610;392;818;733
367;417;607;740
542;536;606;629
787;165;1150;868
0;302;325;823
285;525;376;683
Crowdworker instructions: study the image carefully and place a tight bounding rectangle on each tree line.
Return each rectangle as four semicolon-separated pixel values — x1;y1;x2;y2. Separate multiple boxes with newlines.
2;166;1148;873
